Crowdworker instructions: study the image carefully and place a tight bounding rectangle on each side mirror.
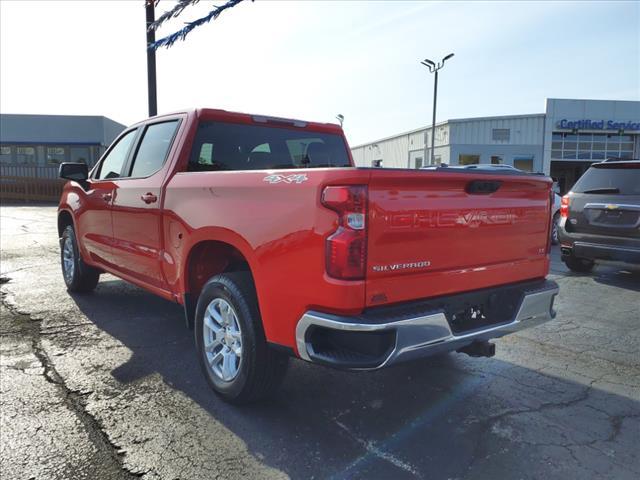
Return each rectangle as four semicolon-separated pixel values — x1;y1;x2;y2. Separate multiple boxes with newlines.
59;162;88;182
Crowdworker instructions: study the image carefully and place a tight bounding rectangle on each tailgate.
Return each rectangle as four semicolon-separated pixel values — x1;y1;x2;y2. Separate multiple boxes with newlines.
365;170;552;307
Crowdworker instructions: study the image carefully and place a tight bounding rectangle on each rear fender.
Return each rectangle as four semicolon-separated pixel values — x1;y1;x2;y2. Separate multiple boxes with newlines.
180;227;261;327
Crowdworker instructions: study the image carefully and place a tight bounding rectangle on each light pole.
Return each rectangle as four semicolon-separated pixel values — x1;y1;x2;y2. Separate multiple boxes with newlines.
336;114;344;127
146;0;158;117
421;53;454;165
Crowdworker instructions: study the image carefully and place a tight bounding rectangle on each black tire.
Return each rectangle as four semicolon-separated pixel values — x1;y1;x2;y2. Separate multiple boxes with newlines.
60;225;100;292
562;254;595;273
551;212;560;245
194;272;288;404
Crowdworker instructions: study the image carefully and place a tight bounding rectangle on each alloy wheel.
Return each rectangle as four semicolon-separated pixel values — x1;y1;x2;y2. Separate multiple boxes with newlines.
62;236;75;284
202;298;243;382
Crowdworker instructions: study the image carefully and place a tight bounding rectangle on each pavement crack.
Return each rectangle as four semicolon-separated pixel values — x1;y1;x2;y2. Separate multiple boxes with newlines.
31;337;144;478
2;289;144;479
1;263;50;276
39;322;96;336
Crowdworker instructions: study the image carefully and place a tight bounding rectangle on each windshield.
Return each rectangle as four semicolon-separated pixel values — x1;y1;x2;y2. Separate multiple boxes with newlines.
189;121;351;171
572;165;640;195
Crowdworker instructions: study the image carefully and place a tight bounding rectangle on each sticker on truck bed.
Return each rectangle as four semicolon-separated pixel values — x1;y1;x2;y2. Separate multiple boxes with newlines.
263;174;308;184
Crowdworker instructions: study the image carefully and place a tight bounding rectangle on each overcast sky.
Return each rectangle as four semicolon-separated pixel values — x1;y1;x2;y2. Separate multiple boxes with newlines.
1;0;638;145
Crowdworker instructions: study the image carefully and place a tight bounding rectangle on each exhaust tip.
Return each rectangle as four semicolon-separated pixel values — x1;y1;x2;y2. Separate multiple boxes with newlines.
457;341;496;358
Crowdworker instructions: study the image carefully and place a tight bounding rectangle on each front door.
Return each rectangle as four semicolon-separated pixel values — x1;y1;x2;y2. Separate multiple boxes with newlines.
110;120;180;290
77;129;138;266
75;179;115;266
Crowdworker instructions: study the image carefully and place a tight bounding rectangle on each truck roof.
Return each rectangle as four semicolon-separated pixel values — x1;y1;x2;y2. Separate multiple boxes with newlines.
197;108;344;134
137;108;344;134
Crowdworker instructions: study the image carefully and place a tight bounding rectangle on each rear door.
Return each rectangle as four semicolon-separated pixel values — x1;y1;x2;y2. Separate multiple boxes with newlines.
109;119;181;290
567;163;640;240
365;169;552;306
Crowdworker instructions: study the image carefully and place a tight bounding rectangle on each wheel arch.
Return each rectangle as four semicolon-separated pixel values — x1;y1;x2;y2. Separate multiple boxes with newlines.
57;209;75;238
181;236;259;329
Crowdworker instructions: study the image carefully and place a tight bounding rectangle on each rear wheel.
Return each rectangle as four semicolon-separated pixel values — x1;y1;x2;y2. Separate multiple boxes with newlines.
195;272;288;404
60;225;100;292
563;254;595;273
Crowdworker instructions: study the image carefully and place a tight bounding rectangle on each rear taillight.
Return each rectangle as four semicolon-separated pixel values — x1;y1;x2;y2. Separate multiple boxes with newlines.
560;195;570;218
322;185;367;280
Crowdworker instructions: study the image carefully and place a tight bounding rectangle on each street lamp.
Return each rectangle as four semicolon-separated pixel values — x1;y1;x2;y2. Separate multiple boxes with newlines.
146;0;157;117
420;53;454;165
336;114;344;127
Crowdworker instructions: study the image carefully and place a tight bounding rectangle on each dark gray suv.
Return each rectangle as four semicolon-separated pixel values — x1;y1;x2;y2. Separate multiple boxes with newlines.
558;160;640;273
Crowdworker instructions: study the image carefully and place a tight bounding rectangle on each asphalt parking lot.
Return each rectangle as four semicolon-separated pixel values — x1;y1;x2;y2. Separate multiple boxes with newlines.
1;205;639;480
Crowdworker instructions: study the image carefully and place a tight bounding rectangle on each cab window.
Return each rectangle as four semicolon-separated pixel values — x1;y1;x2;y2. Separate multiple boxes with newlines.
128;121;180;178
95;130;137;180
188;122;351;171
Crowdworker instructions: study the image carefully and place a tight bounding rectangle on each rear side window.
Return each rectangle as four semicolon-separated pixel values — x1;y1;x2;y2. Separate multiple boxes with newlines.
572;165;640;195
129;121;179;178
96;129;137;180
188;121;351;171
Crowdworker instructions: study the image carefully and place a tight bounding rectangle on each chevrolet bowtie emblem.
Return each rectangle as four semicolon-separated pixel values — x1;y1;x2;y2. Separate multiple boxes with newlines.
606;204;618;210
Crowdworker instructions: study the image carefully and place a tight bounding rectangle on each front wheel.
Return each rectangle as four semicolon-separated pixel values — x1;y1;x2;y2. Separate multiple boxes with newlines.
60;225;100;292
195;272;288;404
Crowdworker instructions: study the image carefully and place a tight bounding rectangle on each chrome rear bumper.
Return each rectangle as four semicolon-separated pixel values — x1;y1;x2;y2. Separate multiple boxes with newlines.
295;279;559;369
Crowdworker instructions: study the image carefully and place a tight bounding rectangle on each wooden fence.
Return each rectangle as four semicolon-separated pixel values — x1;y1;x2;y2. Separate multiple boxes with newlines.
1;165;65;203
1;164;60;179
0;176;65;203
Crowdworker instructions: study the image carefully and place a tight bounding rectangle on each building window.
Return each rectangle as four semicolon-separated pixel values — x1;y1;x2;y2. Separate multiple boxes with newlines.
70;147;90;165
92;146;104;165
491;155;503;164
16;146;36;164
492;129;510;142
459;154;480;165
0;146;12;164
196;143;214;166
47;146;66;164
551;132;635;161
514;155;534;172
414;157;423;169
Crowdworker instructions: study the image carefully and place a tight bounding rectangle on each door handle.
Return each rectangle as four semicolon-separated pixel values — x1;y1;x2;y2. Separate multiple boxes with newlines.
102;193;112;202
141;192;158;204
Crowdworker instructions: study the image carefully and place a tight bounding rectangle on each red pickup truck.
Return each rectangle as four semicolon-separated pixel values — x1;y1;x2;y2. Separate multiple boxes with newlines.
58;108;558;403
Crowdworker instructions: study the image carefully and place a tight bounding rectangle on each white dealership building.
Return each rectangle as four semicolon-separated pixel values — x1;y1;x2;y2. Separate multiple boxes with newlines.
351;98;640;193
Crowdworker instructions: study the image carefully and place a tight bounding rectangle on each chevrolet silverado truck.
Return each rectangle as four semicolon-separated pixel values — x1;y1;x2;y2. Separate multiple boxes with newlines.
58;109;559;403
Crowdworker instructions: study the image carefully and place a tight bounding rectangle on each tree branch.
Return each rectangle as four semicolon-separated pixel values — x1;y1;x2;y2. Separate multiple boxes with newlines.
149;0;248;50
148;0;199;32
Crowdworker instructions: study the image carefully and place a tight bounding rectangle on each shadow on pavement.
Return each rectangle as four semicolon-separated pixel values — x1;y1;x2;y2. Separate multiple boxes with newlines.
551;245;640;292
592;269;640;292
70;278;640;479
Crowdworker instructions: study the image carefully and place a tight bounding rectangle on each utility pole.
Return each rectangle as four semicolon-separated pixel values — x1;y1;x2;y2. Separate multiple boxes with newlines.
146;0;158;117
421;53;454;165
